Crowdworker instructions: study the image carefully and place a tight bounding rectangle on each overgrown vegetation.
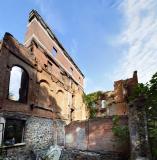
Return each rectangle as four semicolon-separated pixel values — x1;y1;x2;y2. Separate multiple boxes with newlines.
112;115;129;143
83;73;157;158
83;91;103;118
129;72;157;159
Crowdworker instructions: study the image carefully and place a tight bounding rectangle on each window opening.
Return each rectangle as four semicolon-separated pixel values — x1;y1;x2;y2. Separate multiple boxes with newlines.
4;119;25;146
8;66;29;103
101;100;107;108
52;47;57;57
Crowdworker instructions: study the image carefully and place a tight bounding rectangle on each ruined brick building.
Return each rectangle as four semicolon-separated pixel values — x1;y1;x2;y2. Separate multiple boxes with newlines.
64;72;138;159
0;10;87;159
87;71;138;118
0;9;146;160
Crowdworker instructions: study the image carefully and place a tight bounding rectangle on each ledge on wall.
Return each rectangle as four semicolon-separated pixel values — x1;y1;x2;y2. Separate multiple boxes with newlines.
0;143;26;149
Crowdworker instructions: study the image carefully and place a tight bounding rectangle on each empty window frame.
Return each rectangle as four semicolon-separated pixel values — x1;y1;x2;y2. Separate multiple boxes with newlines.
4;119;25;146
8;66;29;103
52;47;57;57
101;100;107;108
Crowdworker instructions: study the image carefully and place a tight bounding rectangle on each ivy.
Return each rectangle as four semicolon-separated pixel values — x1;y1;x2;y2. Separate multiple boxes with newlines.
83;91;102;107
130;72;157;159
112;115;129;143
128;83;149;101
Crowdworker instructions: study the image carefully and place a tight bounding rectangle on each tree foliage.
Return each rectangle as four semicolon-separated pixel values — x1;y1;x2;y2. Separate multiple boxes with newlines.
83;91;103;118
112;115;129;143
130;72;157;159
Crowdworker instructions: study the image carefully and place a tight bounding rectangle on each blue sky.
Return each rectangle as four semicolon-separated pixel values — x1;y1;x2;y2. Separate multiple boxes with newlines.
0;0;157;93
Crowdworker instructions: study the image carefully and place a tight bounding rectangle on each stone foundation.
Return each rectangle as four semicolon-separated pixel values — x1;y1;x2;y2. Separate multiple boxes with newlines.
0;145;33;160
0;116;65;160
25;117;54;151
60;149;126;160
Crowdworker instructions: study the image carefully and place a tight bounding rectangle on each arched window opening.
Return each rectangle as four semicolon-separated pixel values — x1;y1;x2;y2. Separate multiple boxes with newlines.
56;90;64;109
101;100;107;109
38;81;50;107
8;66;29;103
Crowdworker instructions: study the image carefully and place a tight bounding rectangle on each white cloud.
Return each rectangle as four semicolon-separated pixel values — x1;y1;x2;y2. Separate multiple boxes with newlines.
113;0;157;83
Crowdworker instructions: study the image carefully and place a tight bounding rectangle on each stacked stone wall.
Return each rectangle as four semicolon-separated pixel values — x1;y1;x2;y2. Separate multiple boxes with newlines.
1;116;65;160
25;117;54;151
0;145;35;160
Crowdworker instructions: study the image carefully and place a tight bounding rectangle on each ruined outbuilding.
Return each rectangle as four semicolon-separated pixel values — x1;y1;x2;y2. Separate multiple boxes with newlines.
85;71;138;118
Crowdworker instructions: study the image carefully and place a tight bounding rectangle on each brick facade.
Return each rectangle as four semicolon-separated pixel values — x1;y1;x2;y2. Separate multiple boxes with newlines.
0;11;87;122
0;10;87;159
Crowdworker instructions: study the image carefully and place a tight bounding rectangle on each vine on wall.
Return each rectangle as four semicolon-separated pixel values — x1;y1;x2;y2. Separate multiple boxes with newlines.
112;115;129;143
128;72;157;159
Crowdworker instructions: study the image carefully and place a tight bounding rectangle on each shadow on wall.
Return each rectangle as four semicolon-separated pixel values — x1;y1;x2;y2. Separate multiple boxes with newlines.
37;81;65;120
65;117;129;158
88;118;129;153
3;33;65;120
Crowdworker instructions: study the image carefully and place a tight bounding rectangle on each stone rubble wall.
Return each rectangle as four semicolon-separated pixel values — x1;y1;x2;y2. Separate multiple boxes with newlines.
25;117;55;151
1;116;65;160
1;145;34;160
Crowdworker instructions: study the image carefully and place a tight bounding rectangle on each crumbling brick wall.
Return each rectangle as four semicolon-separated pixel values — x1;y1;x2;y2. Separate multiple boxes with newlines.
0;10;86;158
0;31;86;121
65;116;129;156
88;72;138;118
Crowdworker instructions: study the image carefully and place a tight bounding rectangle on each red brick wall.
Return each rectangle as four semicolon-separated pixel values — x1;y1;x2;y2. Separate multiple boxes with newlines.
65;116;129;154
0;32;86;122
0;33;57;119
25;18;84;87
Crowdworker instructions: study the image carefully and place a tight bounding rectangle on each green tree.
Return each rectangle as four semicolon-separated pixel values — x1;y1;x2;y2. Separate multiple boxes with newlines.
112;115;129;143
83;91;103;118
130;72;157;159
